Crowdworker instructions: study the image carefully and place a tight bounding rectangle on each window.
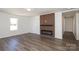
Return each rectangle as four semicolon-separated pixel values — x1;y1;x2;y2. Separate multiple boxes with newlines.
10;18;18;31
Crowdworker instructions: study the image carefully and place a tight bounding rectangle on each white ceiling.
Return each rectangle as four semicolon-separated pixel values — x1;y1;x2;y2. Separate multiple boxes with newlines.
0;8;77;16
63;11;76;17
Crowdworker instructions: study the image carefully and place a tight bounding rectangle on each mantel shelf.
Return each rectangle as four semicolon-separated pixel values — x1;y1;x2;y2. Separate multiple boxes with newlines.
40;25;54;26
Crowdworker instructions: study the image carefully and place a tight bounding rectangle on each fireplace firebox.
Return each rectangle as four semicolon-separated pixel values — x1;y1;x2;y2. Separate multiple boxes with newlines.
40;30;53;35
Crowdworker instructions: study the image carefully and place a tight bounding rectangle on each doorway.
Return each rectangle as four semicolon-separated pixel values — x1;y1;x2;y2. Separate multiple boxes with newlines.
65;17;73;32
62;11;76;43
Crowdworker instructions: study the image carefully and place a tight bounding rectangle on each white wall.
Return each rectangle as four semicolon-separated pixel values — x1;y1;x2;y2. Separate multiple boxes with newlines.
76;12;79;40
30;16;40;34
0;12;40;38
62;16;65;34
0;12;32;38
64;17;73;32
73;15;76;37
55;12;63;39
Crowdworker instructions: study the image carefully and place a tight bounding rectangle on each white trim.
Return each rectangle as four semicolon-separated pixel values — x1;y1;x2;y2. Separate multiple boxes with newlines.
62;9;79;13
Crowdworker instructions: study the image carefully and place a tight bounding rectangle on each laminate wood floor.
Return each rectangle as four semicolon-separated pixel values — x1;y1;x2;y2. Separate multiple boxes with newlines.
0;33;79;51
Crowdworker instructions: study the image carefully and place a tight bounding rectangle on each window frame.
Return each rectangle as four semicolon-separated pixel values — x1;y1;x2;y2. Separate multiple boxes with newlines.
10;18;18;31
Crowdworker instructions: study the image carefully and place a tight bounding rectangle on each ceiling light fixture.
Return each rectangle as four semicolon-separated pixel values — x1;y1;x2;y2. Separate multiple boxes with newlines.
27;8;31;11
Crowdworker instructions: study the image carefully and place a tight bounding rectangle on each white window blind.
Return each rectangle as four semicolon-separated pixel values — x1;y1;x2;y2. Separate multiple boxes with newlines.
10;18;18;31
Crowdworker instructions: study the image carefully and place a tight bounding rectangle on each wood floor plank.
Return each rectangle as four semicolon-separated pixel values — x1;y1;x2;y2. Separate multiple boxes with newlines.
0;33;79;51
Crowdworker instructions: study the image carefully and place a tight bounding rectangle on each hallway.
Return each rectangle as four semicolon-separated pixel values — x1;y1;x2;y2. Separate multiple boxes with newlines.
63;32;77;50
63;32;76;41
